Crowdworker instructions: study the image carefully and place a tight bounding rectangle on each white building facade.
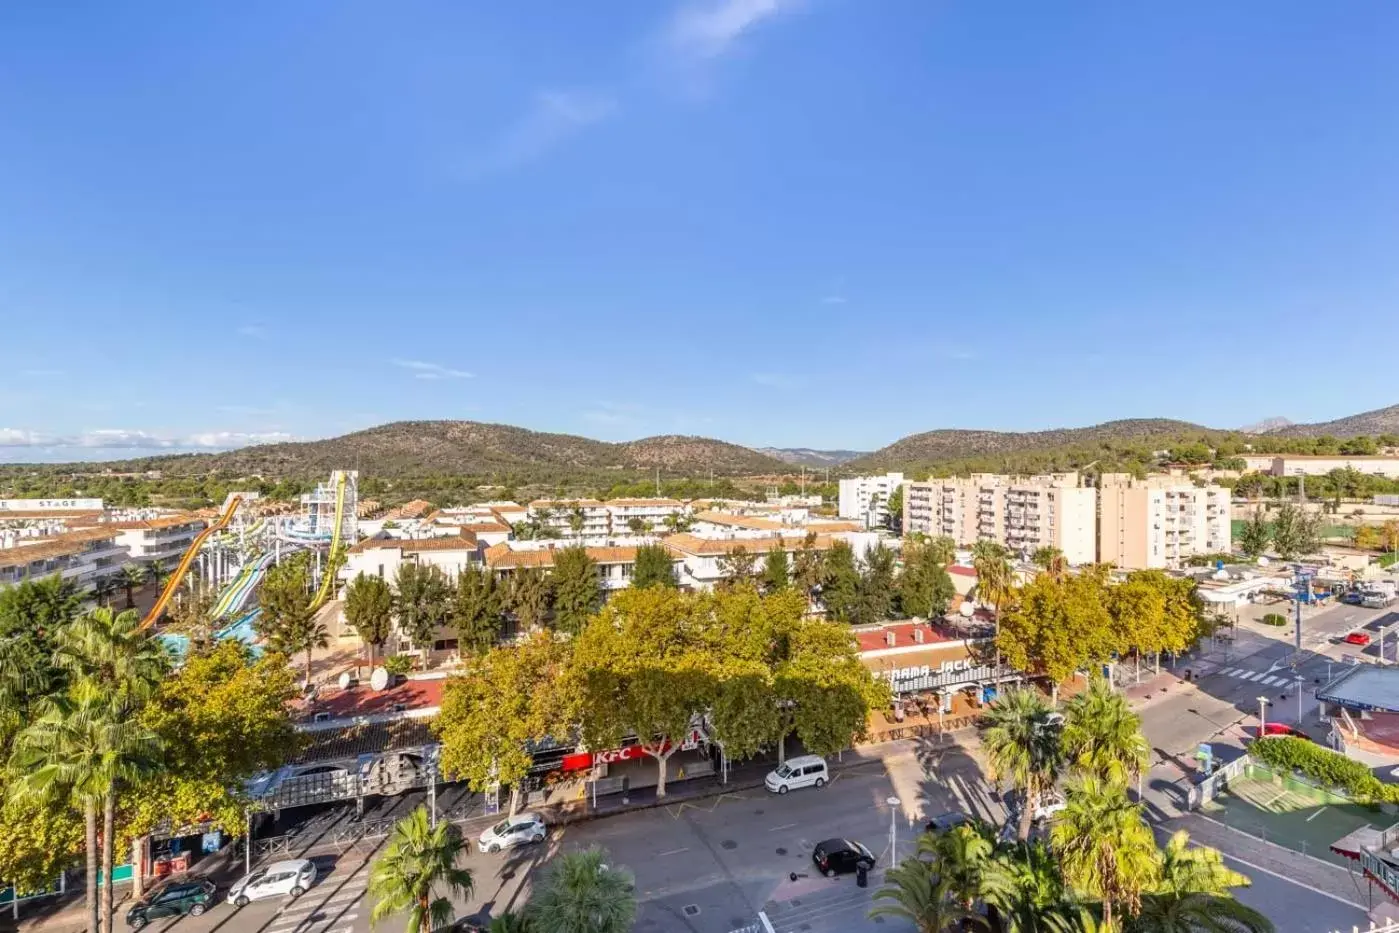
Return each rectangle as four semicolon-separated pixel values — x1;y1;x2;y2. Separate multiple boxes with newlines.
838;473;905;529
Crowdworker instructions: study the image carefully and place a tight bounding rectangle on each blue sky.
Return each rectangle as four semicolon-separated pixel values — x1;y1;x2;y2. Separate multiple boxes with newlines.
4;1;1399;462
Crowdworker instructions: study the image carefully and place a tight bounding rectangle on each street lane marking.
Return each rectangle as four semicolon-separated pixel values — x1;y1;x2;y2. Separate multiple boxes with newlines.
1220;852;1366;910
768;822;798;832
657;846;690;856
1306;806;1329;822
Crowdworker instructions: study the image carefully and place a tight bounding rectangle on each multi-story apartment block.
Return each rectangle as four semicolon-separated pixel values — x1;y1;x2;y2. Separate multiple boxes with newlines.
904;473;1097;565
604;498;687;534
1098;473;1231;569
527;499;611;537
0;528;129;594
110;515;208;567
838;473;905;529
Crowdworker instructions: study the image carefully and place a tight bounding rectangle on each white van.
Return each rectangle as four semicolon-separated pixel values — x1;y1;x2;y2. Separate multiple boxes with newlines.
765;755;828;794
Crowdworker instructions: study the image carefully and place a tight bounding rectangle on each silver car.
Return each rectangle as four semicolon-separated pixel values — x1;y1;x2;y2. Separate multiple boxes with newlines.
477;813;547;853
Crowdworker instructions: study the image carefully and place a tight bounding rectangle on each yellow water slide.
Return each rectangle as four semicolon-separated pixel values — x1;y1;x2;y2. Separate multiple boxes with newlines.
141;495;243;629
309;471;348;610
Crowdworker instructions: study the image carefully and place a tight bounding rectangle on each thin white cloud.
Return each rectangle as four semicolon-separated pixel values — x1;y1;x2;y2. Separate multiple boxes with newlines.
581;402;644;428
391;358;474;380
665;0;801;61
236;325;267;339
467;89;617;177
0;428;293;450
751;372;805;390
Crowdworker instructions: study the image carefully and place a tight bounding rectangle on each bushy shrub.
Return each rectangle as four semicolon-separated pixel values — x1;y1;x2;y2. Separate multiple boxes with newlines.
1251;736;1392;804
1260;613;1287;627
383;654;413;676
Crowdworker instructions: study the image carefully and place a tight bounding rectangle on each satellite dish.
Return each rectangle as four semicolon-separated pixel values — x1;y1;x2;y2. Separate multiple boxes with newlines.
959;601;975;618
370;667;390;691
338;670;359;690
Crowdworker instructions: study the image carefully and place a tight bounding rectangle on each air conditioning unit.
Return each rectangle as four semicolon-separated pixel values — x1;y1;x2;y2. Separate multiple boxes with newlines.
885;630;896;647
913;628;925;644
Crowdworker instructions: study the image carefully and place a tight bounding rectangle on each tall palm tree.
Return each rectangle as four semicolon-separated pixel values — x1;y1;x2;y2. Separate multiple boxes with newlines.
368;806;474;933
53;607;168;933
526;847;637;933
1125;831;1273;933
1061;677;1150;789
10;686;162;933
972;540;1016;669
1051;776;1160;930
119;563;149;609
869;857;986;933
487;914;530;933
981;688;1065;841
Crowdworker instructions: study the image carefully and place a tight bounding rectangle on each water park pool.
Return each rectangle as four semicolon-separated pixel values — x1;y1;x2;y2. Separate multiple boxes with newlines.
157;610;262;662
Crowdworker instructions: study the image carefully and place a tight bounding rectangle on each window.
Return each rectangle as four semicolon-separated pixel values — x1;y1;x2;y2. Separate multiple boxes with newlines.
378;564;385;578
433;638;459;652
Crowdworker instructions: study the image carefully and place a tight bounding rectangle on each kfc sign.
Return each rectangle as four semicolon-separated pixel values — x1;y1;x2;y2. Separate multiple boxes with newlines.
560;730;707;772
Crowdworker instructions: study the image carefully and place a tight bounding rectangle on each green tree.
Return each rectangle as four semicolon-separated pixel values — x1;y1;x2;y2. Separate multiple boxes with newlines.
1031;546;1066;580
921;823;995;909
773;620;889;762
791;533;826;608
859;542;897;622
368;806;474;933
631;542;678;589
1237;508;1272;558
869;857;985;933
10;687;161;933
885;485;905;533
1129;831;1272;933
344;573;395;665
762;547;790;593
436;633;568;817
258;551;322;682
394;562;454;651
626;516;646;535
452;566;503;653
717;546;759;588
526;847;637;933
551;546;600;635
1052;777;1160;930
972;540;1016;621
998;573;1116;694
119;563;148;609
1062;677;1149;787
981;687;1065;841
821;540;863;622
899;539;956;619
981;838;1077;933
507;568;553;630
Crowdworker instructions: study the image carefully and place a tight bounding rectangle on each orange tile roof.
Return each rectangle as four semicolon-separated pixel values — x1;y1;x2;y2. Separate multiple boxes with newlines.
383;499;434;521
484;544;646;570
606;498;684;508
0;528;124;569
805;521;864;533
692;511;786;531
528;499;604;509
347;529;478;554
105;514;207;531
661;533;835;557
0;510;104;522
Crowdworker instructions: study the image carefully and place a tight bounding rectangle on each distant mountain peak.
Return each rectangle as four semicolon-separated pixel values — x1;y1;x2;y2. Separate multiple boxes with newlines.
1238;416;1293;434
755;447;866;468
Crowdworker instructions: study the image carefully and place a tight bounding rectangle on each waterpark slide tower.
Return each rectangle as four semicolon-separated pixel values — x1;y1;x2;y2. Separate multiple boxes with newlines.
289;470;359;546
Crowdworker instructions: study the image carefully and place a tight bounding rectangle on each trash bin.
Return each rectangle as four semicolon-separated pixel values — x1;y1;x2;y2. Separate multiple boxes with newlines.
856;864;869;888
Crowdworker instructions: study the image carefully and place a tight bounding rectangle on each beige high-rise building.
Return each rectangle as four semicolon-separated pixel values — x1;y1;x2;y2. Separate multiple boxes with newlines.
1098;473;1231;570
904;472;1097;565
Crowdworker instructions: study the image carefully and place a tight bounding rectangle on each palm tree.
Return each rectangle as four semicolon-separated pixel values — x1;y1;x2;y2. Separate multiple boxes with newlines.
1126;831;1273;933
488;914;530;933
1051;776;1160;930
90;576;119;608
526;847;636;933
981;687;1065;841
119;563;149;609
368;806;474;933
919;823;994;909
981;839;1078;933
1061;677;1150;790
972;540;1016;669
869;857;985;933
10;686;162;933
568;506;586;536
1031;547;1067;580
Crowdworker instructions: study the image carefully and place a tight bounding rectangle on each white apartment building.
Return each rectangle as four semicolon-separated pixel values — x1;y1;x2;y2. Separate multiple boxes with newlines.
604;499;687;534
838;473;905;529
904;473;1098;565
111;515;208;566
1242;455;1399;478
527;500;611;537
1098;473;1231;570
0;528;129;594
342;529;484;585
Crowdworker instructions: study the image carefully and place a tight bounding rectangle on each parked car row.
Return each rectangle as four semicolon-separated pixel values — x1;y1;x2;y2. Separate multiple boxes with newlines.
126;860;319;929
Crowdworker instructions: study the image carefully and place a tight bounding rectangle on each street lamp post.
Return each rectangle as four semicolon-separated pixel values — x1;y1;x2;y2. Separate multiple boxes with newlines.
887;796;901;862
1257;696;1269;736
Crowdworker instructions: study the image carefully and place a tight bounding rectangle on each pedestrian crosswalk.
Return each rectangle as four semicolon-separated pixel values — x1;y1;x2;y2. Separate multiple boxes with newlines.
265;873;368;933
1215;666;1300;687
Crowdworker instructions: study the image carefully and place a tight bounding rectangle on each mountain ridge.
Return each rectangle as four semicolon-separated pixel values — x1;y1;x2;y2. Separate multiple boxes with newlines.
1274;403;1399;438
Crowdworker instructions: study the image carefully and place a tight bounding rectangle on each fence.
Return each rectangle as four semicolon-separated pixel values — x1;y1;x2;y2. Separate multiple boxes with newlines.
1186;754;1250;809
1334;920;1399;933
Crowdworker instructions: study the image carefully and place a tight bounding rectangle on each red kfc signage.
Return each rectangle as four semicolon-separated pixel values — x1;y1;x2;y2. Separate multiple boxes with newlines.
558;730;704;773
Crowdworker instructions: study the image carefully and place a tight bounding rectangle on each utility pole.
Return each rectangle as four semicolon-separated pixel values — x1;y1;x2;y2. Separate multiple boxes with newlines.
1258;696;1269;736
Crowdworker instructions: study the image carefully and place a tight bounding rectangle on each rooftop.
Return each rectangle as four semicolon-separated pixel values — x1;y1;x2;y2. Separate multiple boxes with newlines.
484;543;646;570
105;514;207;531
692;511;786;531
347;529;478;554
852;622;956;654
0;527;124;569
1318;665;1399;714
661;532;834;556
298;676;445;724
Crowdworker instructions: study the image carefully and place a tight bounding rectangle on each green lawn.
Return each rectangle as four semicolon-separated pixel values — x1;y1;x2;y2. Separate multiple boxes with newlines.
1202;771;1382;866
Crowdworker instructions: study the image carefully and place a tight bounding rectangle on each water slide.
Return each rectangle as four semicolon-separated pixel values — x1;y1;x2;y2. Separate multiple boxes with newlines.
309;471;348;610
210;550;277;619
141;495;243;629
158;606;264;662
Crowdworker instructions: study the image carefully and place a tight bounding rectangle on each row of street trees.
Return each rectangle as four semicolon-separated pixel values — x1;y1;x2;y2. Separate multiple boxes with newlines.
873;680;1271;932
1237;502;1323;560
434;585;889;810
0;576;300;933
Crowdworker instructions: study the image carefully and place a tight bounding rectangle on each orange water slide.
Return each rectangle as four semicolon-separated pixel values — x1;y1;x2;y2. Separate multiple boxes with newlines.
140;495;243;629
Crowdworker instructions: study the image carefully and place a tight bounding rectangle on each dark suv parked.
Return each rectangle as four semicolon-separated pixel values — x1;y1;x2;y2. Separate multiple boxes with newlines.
811;838;875;877
126;879;217;929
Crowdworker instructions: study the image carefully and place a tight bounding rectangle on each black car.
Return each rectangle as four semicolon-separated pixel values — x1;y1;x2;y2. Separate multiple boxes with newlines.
126;879;217;929
812;838;875;878
924;811;971;834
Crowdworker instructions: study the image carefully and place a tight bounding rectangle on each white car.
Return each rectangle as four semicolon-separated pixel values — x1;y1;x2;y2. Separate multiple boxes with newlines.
478;813;547;853
764;755;829;794
228;859;317;907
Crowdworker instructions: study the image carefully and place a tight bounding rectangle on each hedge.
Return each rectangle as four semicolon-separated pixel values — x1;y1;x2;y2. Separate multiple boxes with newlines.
1260;613;1288;627
1251;736;1395;805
